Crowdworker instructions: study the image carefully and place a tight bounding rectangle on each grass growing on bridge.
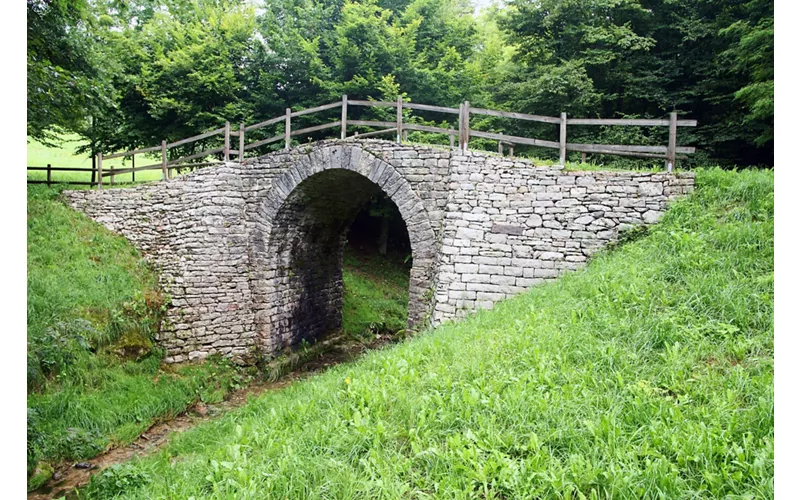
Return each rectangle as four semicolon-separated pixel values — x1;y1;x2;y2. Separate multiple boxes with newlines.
26;186;247;487
81;167;773;499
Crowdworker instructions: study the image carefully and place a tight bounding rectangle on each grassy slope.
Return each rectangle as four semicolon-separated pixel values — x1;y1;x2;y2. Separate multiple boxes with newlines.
342;249;410;339
27;186;246;481
83;168;773;499
27;183;414;480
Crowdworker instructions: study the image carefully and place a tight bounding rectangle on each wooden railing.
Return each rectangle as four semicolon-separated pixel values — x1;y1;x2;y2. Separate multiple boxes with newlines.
27;96;697;188
26;165;97;186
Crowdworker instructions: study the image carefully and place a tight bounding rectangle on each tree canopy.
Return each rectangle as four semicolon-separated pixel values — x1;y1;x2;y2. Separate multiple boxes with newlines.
27;0;774;166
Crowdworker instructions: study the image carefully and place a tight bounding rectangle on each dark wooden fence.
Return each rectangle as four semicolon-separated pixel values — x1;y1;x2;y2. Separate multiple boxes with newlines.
27;96;697;188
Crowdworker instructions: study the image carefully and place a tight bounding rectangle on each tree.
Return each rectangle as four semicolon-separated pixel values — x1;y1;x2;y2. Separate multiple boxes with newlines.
27;0;109;144
29;0;773;166
720;4;774;147
496;0;774;166
76;0;259;157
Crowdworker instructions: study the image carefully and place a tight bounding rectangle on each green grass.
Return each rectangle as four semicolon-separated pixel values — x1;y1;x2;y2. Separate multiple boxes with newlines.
27;186;248;485
341;248;410;339
27;134;97;169
27;134;163;184
25;184;413;486
78;168;773;499
563;160;665;173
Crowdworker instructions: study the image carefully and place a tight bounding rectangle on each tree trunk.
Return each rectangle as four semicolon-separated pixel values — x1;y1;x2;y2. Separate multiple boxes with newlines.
378;216;389;255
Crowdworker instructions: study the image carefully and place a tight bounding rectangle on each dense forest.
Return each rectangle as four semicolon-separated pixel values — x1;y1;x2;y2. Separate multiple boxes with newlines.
27;0;773;166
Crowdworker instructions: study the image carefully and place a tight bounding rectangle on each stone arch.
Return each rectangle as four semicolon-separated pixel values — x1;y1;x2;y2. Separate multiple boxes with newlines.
250;144;437;355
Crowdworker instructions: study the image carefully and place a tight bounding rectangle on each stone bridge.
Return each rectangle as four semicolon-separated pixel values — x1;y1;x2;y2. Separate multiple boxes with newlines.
65;139;694;363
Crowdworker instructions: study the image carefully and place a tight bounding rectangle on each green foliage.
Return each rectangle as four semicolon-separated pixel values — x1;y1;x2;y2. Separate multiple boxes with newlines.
135;2;257;135
498;0;773;165
79;169;772;498
83;0;260;156
27;319;97;388
28;0;773;166
26;460;53;492
83;463;151;499
720;7;774;147
27;0;110;144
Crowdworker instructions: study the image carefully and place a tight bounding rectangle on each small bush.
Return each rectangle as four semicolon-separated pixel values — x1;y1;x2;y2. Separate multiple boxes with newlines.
83;463;151;499
27;319;97;391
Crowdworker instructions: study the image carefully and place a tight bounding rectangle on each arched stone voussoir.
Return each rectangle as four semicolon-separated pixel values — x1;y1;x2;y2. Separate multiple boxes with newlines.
270;174;297;200
367;160;389;185
344;146;364;172
339;147;377;178
257;145;435;236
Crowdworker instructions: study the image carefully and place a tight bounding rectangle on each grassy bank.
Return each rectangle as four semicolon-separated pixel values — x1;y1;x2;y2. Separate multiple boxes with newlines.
341;248;410;339
27;183;416;489
26;186;248;488
78;167;773;499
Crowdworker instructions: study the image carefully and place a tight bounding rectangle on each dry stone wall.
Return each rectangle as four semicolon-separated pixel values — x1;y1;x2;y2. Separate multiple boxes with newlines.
431;153;694;323
64;139;694;363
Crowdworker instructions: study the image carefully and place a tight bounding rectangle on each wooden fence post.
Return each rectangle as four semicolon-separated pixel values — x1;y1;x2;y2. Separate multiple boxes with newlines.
110;162;115;185
132;154;136;183
463;100;470;152
97;153;103;190
91;151;97;186
396;96;403;144
341;95;348;139
239;122;245;162
559;112;567;166
46;164;51;187
285;108;291;150
449;126;454;148
667;111;677;172
458;103;464;151
581;152;587;163
498;132;504;155
223;121;231;162
403;130;408;142
161;140;167;181
509;145;514;158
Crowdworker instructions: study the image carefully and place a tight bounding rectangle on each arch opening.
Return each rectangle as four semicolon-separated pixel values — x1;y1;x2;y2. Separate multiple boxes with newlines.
342;191;412;338
251;146;438;356
255;157;435;355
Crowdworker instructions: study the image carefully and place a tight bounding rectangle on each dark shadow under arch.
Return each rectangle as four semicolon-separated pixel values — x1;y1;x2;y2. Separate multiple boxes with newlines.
250;145;437;355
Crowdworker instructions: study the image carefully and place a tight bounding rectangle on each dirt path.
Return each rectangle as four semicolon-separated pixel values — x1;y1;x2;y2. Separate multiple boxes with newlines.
29;335;395;500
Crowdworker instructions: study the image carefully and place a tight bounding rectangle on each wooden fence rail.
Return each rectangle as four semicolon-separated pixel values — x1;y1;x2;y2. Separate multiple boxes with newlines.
26;161;216;187
27;96;698;189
